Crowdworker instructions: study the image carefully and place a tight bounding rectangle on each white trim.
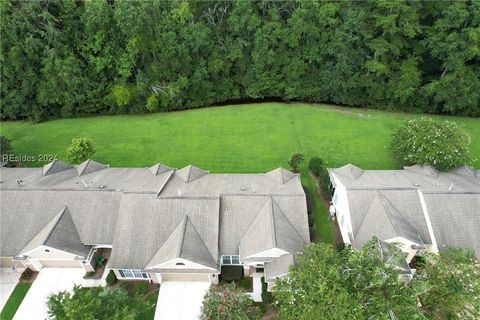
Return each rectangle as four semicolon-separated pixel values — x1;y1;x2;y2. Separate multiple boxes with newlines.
117;269;150;280
417;190;439;253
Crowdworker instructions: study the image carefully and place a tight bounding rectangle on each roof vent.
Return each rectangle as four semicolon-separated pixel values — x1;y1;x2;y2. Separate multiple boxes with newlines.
16;179;22;186
448;183;454;191
413;183;419;187
99;185;105;189
241;187;247;191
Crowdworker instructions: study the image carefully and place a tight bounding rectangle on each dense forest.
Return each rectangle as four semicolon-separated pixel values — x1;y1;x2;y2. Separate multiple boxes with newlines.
1;0;479;121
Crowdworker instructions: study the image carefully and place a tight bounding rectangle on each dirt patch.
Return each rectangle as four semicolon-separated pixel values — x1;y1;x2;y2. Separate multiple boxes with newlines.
261;304;278;319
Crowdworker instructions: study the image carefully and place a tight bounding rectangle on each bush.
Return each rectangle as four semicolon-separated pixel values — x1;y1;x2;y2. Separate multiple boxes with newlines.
134;282;149;296
309;156;331;200
288;153;305;173
200;283;262;320
239;278;252;290
105;270;116;286
65;137;96;164
0;136;12;157
260;276;272;304
391;117;472;171
20;268;33;281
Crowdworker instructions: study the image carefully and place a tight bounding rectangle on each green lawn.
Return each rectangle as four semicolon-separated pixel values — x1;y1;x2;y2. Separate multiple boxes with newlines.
0;283;31;320
1;103;479;243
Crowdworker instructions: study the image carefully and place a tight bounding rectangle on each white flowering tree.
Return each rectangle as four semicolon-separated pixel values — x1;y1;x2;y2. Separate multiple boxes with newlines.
390;117;472;171
417;248;480;319
273;240;425;319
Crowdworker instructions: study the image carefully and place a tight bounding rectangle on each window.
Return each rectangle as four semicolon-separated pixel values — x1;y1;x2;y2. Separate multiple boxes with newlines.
221;255;241;265
175;262;185;266
118;269;149;279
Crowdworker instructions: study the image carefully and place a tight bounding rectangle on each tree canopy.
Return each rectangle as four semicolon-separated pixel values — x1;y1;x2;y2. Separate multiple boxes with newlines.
417;248;480;320
1;0;479;121
47;285;149;320
65;137;96;164
390;117;472;171
273;239;425;320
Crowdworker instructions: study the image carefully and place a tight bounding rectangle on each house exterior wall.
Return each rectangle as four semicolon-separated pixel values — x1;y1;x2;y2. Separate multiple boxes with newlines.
21;246;93;271
0;257;27;268
330;175;353;244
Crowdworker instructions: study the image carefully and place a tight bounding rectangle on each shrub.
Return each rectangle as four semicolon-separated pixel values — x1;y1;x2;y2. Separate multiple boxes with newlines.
239;278;252;290
20;268;33;281
65;137;96;164
309;156;331;200
105;270;116;286
391;117;472;171
134;282;149;296
200;283;262;320
260;276;272;304
0;136;12;156
288;153;305;173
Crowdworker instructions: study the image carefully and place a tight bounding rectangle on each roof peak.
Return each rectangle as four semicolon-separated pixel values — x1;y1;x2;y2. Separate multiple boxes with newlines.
404;164;439;177
42;160;73;176
334;163;364;179
176;165;209;183
75;159;108;176
149;163;174;176
265;167;297;184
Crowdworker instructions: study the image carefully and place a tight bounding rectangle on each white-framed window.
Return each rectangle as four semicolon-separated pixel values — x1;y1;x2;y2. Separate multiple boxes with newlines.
221;255;241;265
118;269;149;279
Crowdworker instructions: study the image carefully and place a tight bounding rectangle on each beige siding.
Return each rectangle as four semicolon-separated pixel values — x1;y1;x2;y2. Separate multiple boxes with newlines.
0;257;27;268
160;273;210;282
38;260;82;268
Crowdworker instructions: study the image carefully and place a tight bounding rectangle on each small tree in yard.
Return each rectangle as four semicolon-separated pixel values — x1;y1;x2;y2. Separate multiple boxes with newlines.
66;137;96;164
200;283;262;320
288;153;305;173
417;248;480;320
391;117;472;171
48;285;148;319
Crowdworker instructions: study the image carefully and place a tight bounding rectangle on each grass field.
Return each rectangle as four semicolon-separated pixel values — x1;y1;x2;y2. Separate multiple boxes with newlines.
2;103;479;243
0;283;31;320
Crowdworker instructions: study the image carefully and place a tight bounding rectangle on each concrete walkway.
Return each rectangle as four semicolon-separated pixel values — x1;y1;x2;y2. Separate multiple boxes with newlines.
13;268;84;320
247;273;263;302
0;268;24;311
154;281;210;320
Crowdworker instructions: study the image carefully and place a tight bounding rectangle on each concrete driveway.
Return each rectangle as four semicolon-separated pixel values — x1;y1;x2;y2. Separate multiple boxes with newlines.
154;281;210;320
13;268;84;320
0;268;24;311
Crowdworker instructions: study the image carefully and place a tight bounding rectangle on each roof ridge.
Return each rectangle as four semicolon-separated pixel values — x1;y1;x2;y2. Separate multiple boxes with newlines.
43;206;69;245
177;216;188;258
181;217;217;265
272;200;305;244
268;197;276;247
377;191;401;237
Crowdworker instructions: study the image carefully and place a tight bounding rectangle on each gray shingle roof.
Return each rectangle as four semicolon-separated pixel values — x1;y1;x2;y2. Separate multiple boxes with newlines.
16;207;90;258
176;165;208;183
265;253;295;282
108;195;220;269
145;216;217;269
75;159;108;176
43;160;73;176
149;163;174;176
264;168;297;184
1;162;309;270
422;193;480;255
330;164;480;255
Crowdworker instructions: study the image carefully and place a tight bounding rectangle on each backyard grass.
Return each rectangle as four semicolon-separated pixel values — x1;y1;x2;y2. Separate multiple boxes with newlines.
0;283;31;320
1;103;479;244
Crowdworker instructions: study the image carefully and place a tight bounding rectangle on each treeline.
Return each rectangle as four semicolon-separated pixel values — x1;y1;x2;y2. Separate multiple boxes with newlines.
1;0;479;121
